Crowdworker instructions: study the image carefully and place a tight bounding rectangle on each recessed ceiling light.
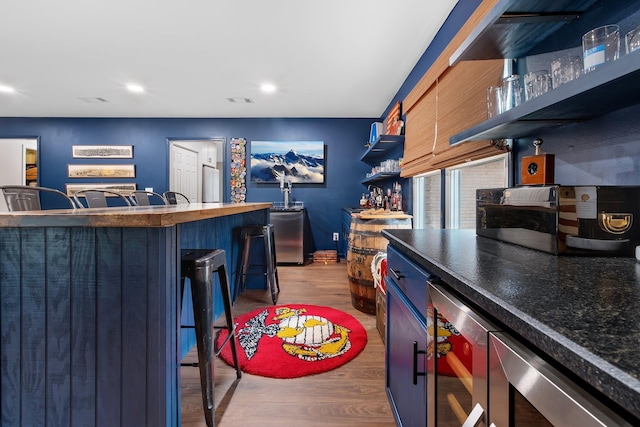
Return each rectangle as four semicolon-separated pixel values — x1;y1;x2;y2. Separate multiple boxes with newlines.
260;83;277;94
126;83;145;93
0;85;16;93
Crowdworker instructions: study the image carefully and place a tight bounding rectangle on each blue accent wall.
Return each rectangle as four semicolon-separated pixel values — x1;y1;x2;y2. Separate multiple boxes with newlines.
0;117;373;254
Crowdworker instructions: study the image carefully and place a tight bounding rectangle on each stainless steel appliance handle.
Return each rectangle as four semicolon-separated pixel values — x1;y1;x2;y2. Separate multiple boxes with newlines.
389;268;404;280
461;402;485;427
412;341;426;385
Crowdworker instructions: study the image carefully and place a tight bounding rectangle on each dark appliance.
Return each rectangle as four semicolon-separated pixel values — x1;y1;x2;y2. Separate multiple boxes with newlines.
476;185;640;256
428;282;499;427
429;282;633;427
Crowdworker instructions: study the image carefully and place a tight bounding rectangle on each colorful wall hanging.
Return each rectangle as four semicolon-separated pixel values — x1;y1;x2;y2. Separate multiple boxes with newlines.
230;138;247;203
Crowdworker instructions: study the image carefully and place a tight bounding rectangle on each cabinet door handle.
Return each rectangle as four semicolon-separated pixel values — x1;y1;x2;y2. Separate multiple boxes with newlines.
412;341;426;385
462;403;485;427
390;268;404;280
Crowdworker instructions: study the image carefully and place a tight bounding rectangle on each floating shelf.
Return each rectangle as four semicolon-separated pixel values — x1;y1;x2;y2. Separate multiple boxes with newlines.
362;172;401;185
450;0;598;65
360;135;404;165
451;51;640;144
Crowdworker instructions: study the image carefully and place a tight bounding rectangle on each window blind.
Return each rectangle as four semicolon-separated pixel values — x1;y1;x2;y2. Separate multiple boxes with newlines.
401;0;505;177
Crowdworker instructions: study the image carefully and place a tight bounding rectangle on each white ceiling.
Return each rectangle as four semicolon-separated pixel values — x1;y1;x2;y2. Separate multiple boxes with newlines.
0;0;458;118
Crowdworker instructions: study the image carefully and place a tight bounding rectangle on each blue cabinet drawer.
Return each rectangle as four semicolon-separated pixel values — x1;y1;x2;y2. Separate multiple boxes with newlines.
386;246;430;315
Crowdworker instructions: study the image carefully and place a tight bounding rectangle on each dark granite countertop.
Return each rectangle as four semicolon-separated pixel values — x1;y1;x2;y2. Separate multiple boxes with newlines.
383;228;640;421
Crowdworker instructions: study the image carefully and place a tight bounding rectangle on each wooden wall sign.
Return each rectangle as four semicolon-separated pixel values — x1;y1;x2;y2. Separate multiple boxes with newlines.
384;101;403;135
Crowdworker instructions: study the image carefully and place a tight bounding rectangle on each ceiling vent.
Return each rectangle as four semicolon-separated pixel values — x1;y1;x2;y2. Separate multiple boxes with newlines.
227;97;253;104
78;97;108;103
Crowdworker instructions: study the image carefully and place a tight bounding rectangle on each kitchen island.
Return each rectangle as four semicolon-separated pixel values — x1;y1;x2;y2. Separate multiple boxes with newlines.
383;228;640;422
0;202;271;427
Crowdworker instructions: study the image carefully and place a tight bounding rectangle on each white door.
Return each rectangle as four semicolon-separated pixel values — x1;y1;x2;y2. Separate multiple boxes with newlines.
170;144;199;202
0;138;38;211
202;166;220;202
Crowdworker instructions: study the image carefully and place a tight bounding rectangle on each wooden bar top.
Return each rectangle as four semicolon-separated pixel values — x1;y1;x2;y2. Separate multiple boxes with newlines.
0;202;272;228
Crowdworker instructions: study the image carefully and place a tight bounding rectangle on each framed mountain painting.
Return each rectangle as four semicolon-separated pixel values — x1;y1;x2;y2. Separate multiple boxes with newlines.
250;140;325;184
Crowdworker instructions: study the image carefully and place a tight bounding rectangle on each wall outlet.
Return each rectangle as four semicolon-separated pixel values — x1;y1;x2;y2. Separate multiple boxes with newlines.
332;232;339;241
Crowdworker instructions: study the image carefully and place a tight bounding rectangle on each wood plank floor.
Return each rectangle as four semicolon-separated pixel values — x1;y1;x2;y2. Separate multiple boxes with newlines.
180;261;396;427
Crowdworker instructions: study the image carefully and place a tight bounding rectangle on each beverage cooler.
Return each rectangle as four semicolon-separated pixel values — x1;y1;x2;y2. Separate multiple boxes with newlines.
428;281;498;427
428;282;633;427
270;207;307;264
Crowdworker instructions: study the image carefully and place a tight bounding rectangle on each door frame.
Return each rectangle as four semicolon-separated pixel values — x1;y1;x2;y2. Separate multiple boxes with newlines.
167;137;226;203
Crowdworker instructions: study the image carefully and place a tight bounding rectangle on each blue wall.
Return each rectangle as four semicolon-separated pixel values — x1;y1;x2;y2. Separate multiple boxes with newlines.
0;117;373;254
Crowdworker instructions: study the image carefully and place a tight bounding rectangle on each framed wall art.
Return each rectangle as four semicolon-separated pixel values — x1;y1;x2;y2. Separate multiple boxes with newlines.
71;145;133;159
250;140;324;184
65;183;137;197
68;164;135;178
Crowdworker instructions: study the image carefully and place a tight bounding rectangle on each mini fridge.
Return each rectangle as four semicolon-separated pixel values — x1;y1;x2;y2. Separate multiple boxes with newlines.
270;208;307;264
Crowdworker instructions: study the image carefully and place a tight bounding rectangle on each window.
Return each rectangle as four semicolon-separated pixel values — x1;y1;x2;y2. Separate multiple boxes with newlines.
413;154;509;230
413;171;442;229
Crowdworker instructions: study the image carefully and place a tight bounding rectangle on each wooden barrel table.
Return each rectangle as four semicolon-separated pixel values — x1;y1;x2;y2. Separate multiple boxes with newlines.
347;214;412;314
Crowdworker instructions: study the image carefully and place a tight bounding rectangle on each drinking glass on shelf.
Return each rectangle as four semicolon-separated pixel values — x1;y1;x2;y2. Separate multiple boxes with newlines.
486;86;503;118
626;26;640;54
582;25;619;72
524;70;551;101
502;75;522;111
552;56;583;88
551;59;564;89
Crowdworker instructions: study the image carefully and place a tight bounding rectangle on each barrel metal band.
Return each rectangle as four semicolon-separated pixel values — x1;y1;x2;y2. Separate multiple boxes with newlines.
348;276;374;287
348;246;381;256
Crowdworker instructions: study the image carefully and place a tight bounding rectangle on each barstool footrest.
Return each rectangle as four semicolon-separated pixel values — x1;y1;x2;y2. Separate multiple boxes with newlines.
214;329;235;357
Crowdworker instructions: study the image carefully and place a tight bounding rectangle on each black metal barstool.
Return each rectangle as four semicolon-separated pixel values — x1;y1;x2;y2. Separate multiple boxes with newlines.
236;224;280;304
180;249;241;427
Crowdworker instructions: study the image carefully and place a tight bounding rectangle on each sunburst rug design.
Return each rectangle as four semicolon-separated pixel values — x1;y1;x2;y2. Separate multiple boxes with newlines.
215;304;368;378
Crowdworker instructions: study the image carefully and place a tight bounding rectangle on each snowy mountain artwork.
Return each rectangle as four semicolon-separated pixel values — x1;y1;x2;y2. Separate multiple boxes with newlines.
250;140;324;183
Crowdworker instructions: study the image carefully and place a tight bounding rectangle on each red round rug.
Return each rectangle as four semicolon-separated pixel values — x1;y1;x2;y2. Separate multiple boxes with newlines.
216;304;367;378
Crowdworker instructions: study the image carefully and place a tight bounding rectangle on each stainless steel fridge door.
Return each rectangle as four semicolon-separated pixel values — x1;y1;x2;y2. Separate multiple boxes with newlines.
270;210;305;264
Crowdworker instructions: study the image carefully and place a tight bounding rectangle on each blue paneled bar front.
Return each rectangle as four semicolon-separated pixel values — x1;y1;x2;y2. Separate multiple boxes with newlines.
0;202;270;427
